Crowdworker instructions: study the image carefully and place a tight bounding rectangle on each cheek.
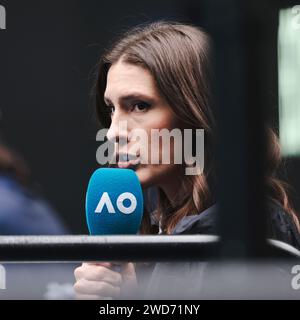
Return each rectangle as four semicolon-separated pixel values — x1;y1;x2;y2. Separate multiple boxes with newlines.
143;104;179;130
142;110;181;154
148;113;179;130
132;108;183;187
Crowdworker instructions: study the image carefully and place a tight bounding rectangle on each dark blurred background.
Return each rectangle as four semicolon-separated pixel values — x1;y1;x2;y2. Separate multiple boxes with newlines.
0;0;198;233
0;0;299;234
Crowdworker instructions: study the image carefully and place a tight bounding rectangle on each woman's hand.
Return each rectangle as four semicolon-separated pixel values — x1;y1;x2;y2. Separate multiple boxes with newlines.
74;262;137;300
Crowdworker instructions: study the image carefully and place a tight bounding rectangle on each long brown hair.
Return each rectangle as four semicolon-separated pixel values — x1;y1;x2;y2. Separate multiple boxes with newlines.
94;21;299;234
265;128;300;231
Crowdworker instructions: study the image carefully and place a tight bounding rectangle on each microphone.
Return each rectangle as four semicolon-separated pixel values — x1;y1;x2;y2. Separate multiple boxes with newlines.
85;168;144;274
85;168;144;235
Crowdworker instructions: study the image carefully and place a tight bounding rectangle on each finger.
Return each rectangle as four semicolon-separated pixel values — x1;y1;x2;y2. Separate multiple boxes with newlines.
120;263;138;295
75;293;113;300
74;264;122;286
121;263;137;281
83;262;113;268
74;279;121;298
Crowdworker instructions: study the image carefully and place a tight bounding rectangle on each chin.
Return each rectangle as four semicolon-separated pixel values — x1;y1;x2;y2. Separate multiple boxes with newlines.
135;166;155;189
135;164;181;190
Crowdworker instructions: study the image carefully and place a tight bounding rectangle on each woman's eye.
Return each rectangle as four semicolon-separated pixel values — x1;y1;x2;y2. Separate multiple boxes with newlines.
132;102;150;112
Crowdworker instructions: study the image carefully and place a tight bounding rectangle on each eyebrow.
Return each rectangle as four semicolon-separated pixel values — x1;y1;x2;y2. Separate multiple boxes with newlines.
103;93;155;105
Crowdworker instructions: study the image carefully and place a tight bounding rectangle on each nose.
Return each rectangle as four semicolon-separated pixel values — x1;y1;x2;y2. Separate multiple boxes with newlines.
106;110;129;144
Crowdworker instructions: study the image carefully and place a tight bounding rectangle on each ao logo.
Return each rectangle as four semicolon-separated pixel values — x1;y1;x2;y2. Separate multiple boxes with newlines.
95;192;137;214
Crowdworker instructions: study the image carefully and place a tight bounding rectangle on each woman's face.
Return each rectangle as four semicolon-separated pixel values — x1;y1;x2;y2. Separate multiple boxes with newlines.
104;60;184;192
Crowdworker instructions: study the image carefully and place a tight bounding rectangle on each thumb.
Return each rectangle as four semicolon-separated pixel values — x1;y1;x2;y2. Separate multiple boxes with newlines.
121;262;137;282
120;263;138;297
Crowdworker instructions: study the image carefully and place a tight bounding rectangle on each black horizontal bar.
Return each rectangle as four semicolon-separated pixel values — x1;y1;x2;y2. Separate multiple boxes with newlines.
0;235;218;262
0;236;299;262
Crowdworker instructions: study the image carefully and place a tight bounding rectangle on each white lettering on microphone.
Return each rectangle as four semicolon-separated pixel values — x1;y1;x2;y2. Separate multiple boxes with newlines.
95;192;137;214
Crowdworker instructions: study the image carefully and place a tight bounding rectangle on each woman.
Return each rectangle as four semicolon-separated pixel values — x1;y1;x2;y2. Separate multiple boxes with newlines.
74;21;300;299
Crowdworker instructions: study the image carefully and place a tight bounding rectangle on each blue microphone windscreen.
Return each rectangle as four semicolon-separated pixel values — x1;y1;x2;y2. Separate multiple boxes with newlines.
85;168;144;235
